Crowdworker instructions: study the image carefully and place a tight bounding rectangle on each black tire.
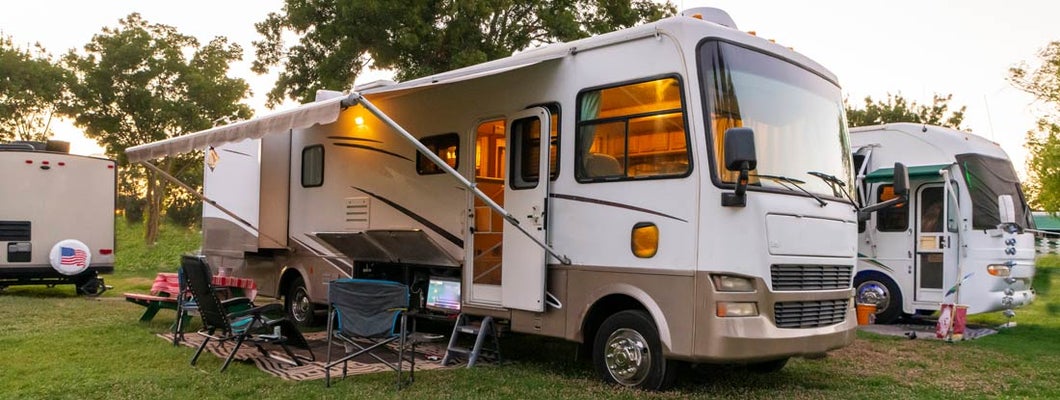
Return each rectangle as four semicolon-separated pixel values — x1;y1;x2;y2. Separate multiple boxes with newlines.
592;310;678;391
285;276;318;327
74;275;103;297
747;357;789;373
854;272;903;324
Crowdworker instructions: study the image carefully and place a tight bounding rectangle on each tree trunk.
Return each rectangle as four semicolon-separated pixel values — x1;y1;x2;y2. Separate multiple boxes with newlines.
144;170;165;245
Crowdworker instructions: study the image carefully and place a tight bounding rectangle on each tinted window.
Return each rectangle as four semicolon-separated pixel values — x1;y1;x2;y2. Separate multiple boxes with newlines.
876;184;908;232
417;133;459;175
301;145;324;187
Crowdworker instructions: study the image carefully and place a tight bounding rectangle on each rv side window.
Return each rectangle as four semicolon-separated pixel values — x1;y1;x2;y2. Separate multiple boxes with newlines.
528;103;561;181
575;77;690;182
301;145;324;187
417;133;459;175
510;116;542;189
876;184;908;232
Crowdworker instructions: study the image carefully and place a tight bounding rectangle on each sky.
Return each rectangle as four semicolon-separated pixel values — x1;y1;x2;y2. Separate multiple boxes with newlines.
2;0;1059;177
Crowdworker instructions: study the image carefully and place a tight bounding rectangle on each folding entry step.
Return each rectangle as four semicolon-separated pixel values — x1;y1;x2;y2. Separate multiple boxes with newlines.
441;313;501;368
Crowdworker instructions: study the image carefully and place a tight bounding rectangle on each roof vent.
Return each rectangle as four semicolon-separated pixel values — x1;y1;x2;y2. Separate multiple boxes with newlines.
681;7;738;29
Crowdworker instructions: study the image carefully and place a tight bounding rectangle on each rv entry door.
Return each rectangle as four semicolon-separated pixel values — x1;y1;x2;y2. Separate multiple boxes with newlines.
501;107;551;312
914;184;957;304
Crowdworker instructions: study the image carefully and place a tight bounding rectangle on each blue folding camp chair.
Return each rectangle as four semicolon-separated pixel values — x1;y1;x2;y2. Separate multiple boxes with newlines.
324;278;420;388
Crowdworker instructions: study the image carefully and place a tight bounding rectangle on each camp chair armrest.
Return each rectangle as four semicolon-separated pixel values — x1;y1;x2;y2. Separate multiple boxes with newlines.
220;296;252;307
227;302;282;319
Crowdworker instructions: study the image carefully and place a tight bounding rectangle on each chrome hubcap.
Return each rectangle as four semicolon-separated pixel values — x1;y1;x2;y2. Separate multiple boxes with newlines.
292;289;311;321
604;328;651;386
856;281;890;313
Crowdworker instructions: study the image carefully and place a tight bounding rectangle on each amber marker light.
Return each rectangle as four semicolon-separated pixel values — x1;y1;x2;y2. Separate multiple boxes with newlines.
631;222;659;258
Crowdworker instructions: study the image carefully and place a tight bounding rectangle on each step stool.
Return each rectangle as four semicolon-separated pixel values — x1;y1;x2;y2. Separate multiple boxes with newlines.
441;313;501;368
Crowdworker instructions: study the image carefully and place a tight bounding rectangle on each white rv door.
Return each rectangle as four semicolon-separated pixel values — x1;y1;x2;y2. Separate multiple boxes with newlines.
914;184;957;304
501;107;551;312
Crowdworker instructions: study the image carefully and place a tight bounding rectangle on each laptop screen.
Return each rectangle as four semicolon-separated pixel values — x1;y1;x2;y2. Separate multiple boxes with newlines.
425;277;461;313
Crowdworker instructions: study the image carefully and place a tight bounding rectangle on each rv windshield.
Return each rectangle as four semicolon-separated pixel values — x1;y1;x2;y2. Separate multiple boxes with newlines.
699;41;853;200
954;153;1033;230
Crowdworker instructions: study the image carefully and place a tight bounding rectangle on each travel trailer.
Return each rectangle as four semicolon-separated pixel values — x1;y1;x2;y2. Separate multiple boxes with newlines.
128;8;861;389
851;123;1036;323
0;140;115;295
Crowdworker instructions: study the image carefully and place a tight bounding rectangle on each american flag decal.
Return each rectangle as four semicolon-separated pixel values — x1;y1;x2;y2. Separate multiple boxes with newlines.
60;247;87;268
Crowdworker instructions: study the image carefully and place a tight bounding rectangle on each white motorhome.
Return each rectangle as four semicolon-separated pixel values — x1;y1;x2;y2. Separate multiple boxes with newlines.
0;140;116;295
129;8;860;389
851;123;1036;323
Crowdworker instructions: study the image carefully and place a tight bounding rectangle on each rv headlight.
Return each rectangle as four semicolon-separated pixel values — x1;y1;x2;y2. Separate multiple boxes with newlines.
711;275;755;292
987;264;1011;277
717;302;758;317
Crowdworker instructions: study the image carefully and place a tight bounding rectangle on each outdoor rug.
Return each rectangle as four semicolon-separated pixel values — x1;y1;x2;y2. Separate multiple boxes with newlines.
158;331;478;381
858;318;998;341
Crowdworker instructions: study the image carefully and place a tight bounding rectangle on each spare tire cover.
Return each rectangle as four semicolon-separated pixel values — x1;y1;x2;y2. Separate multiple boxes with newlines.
49;239;92;276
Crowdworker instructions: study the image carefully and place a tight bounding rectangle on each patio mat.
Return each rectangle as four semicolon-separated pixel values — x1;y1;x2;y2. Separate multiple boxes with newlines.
857;319;997;341
158;331;477;381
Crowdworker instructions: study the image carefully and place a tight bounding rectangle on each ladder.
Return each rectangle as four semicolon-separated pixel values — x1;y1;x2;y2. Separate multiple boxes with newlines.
441;313;501;368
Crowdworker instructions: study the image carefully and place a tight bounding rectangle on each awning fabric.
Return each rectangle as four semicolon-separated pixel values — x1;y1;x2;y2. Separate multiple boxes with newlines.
124;46;569;163
125;96;345;163
863;164;953;183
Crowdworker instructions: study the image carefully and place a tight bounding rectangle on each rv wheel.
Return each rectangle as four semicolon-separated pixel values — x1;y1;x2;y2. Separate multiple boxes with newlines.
593;310;678;390
854;272;903;324
285;276;318;327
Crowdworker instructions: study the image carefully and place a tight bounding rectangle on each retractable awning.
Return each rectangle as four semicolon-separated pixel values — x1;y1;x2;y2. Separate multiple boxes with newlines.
125;96;345;163
124;46;569;163
863;163;953;183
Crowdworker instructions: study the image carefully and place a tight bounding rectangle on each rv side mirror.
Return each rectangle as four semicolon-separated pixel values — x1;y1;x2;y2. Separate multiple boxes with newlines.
721;127;756;207
892;162;909;197
857;162;910;219
998;194;1016;225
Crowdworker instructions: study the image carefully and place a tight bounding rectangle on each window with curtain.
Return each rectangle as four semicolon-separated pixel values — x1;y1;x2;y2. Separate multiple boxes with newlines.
575;77;690;183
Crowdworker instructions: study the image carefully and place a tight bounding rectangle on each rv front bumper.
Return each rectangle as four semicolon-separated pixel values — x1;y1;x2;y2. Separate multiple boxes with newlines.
690;283;857;363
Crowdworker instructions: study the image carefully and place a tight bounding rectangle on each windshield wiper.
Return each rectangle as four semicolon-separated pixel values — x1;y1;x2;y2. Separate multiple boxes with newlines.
750;173;827;207
808;171;858;205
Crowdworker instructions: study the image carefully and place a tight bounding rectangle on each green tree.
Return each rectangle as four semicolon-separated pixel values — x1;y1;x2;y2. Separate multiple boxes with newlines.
1010;41;1060;210
0;35;69;142
845;93;966;129
62;13;252;243
253;0;676;105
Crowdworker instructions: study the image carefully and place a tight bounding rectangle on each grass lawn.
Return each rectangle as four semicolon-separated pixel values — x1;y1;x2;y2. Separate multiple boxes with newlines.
1;219;1058;399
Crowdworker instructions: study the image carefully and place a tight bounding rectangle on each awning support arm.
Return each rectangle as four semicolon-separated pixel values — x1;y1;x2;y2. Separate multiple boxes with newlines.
140;160;289;250
344;92;572;265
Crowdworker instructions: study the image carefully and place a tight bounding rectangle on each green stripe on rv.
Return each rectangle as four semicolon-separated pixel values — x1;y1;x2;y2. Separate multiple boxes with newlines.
863;164;952;183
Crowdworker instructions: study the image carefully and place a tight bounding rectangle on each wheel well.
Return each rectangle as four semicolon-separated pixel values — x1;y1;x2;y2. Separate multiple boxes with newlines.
580;294;649;357
855;270;894;284
277;269;304;300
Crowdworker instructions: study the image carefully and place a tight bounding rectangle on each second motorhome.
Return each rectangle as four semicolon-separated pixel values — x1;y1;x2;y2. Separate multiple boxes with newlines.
129;8;860;389
852;123;1036;323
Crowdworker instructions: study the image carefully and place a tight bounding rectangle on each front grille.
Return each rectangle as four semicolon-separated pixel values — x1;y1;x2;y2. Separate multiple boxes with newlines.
774;299;848;328
0;221;31;241
771;264;852;291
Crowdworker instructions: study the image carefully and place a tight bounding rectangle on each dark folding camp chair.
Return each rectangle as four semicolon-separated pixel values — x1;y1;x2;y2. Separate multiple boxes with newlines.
325;279;421;388
181;254;313;372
